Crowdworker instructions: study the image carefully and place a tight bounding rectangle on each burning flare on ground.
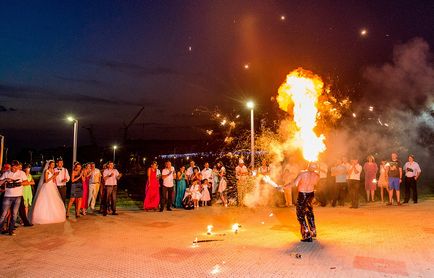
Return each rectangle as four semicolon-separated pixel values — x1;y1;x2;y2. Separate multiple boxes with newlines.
277;68;326;161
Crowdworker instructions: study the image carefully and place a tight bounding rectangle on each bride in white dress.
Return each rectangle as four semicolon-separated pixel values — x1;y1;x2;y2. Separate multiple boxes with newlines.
31;160;66;224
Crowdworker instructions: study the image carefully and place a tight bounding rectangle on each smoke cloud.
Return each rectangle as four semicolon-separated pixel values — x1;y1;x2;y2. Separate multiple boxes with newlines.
326;37;434;187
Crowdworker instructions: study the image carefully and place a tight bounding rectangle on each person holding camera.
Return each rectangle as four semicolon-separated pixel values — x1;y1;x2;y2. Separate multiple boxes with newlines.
0;160;30;236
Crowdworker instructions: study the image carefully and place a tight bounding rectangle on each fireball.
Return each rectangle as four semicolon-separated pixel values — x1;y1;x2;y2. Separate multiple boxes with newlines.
277;68;326;161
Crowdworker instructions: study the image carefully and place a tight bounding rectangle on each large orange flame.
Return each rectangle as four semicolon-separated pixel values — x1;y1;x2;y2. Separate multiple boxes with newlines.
277;68;326;161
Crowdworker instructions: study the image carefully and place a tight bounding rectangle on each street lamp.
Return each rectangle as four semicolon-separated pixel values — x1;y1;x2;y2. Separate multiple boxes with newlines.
67;116;78;166
113;145;118;162
0;135;4;166
246;101;255;168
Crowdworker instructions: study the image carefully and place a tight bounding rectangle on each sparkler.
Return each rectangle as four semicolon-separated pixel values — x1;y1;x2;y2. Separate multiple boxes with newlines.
352;113;357;118
369;106;374;112
192;237;198;248
210;265;221;275
262;175;284;192
207;225;213;235
232;223;240;233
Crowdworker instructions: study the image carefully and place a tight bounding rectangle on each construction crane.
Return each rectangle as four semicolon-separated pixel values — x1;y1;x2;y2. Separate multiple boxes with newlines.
123;106;145;143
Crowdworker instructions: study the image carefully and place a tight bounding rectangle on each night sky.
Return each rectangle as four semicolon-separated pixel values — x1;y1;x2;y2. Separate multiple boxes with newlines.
1;0;434;153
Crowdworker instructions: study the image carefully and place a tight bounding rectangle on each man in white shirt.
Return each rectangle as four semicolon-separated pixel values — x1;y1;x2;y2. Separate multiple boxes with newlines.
88;162;101;212
235;159;249;206
0;160;30;236
403;155;422;204
347;159;362;208
54;159;70;205
160;161;175;212
102;161;121;216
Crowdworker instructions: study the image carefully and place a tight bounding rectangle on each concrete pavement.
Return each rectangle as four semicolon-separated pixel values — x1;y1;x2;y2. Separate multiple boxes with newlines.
1;199;433;277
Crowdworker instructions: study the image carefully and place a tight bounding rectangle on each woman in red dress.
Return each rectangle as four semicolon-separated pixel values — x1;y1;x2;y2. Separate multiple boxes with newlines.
81;163;91;215
144;161;160;211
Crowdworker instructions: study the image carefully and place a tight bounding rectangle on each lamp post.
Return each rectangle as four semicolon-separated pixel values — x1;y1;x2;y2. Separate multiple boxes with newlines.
0;135;4;166
246;101;255;168
113;145;118;162
67;116;78;166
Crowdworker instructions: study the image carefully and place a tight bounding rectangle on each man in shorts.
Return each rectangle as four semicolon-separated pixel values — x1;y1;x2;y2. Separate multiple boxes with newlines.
386;152;402;206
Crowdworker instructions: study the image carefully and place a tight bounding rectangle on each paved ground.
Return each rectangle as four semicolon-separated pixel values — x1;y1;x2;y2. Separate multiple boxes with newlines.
1;199;434;278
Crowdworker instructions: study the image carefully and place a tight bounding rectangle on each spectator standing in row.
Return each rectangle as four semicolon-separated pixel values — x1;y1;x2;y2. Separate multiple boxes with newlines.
363;155;378;202
68;163;84;218
216;162;228;207
200;179;211;206
403;155;421;204
54;159;70;206
102;161;121;216
88;162;101;213
347;159;362;208
235;159;249;206
80;163;91;215
212;166;220;195
386;152;402;206
174;165;187;208
331;159;348;207
144;161;160;211
316;160;328;206
378;160;389;203
186;161;199;184
0;160;30;235
201;163;213;205
22;164;34;217
31;160;66;224
160;161;175;212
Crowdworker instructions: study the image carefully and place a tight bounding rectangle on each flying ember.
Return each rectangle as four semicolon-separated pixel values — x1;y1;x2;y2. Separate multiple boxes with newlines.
276;68;326;161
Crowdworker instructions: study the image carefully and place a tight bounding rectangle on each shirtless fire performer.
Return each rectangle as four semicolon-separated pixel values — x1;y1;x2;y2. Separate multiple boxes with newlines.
285;162;320;242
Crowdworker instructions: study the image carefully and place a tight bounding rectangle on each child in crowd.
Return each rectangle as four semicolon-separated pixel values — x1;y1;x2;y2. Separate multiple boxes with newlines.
190;180;202;208
200;179;211;206
23;164;35;217
182;188;194;210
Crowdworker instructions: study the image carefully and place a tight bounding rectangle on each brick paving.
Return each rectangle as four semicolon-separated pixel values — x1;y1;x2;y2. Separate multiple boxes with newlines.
1;199;434;277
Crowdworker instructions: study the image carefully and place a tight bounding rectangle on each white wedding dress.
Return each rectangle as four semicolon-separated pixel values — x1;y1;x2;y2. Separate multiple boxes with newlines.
31;170;66;224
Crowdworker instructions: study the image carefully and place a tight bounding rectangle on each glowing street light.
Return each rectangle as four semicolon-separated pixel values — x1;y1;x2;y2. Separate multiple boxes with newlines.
113;145;118;162
67;116;78;165
246;101;255;167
